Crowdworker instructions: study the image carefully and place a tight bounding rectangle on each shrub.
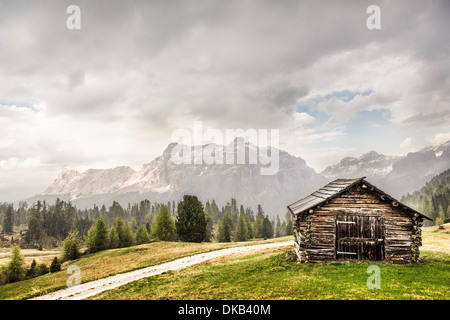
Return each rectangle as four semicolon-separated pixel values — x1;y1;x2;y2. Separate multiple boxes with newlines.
35;263;49;276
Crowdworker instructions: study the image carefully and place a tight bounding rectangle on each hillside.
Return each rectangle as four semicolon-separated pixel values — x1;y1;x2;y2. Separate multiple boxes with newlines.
0;237;291;300
322;141;450;198
90;233;449;300
401;169;450;225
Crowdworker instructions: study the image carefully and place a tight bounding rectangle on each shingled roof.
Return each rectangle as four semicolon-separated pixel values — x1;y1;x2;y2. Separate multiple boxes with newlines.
287;177;432;220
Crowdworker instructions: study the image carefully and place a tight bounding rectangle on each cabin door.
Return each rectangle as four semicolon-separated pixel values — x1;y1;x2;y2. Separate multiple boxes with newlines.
336;215;385;261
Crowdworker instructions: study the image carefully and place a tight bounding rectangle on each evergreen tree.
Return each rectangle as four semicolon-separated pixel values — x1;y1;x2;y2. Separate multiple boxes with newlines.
135;224;151;244
255;205;265;238
86;218;109;253
175;195;208;242
235;213;248;242
152;205;177;241
285;211;294;236
50;257;61;273
210;200;220;223
262;216;274;239
2;205;14;233
62;231;82;260
121;220;135;247
218;213;233;242
26;259;37;278
217;219;225;242
109;225;120;249
203;212;213;242
131;218;138;233
25;202;44;244
275;215;282;238
245;215;254;239
5;245;25;283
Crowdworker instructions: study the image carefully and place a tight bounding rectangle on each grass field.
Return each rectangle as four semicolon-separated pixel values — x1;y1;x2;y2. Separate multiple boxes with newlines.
90;248;449;300
89;227;450;300
0;226;449;300
0;236;290;300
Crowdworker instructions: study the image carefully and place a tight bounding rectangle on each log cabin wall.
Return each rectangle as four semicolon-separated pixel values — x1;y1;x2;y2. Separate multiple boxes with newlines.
292;182;424;264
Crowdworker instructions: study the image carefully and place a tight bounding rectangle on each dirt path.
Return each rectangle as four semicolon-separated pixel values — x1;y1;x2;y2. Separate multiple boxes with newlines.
31;240;293;300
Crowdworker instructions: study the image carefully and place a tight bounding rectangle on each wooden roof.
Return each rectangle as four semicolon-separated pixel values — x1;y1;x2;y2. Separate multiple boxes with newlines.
287;177;432;220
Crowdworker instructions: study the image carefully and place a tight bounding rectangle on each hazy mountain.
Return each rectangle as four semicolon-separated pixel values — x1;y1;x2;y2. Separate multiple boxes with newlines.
35;140;327;217
321;151;401;181
321;141;450;198
31;139;450;216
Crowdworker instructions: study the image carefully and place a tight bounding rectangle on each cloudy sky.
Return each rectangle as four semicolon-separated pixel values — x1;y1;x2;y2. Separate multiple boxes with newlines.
0;0;449;201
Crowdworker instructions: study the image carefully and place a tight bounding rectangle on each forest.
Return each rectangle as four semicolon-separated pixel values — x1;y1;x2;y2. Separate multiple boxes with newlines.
0;195;293;250
401;169;450;226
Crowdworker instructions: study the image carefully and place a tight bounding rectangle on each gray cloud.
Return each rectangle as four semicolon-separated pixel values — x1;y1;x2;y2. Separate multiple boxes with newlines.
0;0;449;200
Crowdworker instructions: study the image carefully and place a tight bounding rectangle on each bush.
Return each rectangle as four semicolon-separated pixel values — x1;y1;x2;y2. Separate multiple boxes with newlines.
35;263;49;276
436;218;445;229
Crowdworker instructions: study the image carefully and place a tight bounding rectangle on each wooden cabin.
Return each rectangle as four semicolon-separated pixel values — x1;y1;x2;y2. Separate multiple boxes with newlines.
287;177;432;264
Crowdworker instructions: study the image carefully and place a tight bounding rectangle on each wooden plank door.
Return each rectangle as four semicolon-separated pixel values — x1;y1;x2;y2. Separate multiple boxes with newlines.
336;215;385;261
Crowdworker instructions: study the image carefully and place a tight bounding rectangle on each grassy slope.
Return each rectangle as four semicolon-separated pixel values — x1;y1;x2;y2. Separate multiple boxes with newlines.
91;232;450;300
0;236;291;300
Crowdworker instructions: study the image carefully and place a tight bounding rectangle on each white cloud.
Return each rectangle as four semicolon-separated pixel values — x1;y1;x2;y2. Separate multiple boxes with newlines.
432;131;450;145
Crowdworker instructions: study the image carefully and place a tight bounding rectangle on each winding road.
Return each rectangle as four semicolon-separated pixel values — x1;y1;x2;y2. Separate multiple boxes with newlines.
31;240;293;300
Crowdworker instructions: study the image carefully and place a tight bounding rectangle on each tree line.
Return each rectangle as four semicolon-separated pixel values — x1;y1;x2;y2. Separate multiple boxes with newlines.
0;194;294;286
0;195;293;249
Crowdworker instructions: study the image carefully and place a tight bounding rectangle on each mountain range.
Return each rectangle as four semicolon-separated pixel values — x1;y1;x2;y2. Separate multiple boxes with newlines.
29;140;450;218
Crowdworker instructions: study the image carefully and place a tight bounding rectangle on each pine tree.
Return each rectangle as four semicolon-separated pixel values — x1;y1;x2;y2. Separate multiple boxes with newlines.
275;215;281;238
109;226;120;249
203;212;213;242
135;224;151;244
121;220;135;247
175;195;207;242
50;257;61;273
25;202;44;244
255;205;265;238
218;213;233;242
2;205;14;233
5;245;25;283
262;216;273;239
245;215;254;239
26;259;37;278
285;211;293;236
86;218;109;253
62;231;82;260
235;213;248;242
152;205;177;241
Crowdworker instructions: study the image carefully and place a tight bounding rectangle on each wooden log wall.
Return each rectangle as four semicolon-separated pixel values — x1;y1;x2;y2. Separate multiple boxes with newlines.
292;183;422;264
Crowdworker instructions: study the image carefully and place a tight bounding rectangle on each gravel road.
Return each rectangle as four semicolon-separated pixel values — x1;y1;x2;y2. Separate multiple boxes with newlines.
31;240;293;300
